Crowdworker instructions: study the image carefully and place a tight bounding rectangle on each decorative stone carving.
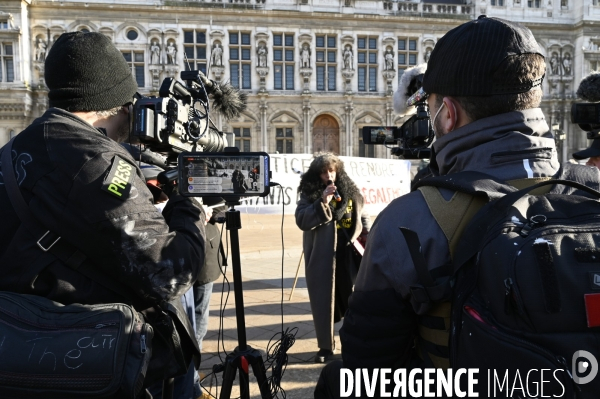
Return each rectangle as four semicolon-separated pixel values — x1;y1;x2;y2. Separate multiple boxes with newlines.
34;38;47;62
562;53;572;75
300;67;312;94
549;52;560;75
166;41;177;65
211;42;223;67
257;44;267;67
343;45;353;71
384;48;394;71
342;68;355;94
424;48;432;63
149;64;163;91
212;65;225;81
383;69;396;96
300;44;311;69
150;40;161;64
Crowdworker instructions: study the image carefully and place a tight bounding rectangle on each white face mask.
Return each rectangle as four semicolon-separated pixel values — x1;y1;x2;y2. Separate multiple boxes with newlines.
431;101;445;138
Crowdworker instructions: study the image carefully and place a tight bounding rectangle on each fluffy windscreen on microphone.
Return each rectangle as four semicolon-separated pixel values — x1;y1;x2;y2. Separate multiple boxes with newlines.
196;70;248;120
393;63;427;115
210;81;248;120
577;72;600;102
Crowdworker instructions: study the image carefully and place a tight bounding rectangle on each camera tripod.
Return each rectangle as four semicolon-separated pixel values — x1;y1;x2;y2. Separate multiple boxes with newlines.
217;199;272;399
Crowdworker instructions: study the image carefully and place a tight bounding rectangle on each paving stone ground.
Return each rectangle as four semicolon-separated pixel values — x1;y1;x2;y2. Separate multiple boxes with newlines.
198;211;349;399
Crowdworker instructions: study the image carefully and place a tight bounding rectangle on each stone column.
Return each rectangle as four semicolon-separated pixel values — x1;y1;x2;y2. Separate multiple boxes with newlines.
303;98;312;153
345;96;354;156
259;97;268;152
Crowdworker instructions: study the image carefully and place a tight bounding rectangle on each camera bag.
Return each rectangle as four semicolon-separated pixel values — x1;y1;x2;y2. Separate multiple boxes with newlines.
409;166;600;398
0;138;153;398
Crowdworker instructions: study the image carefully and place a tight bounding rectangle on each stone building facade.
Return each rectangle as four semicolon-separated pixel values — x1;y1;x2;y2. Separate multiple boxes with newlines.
1;0;599;160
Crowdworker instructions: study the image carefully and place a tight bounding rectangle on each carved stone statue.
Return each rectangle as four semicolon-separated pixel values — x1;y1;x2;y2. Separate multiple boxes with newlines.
424;48;432;63
211;43;223;67
384;49;394;71
550;52;560;75
301;44;310;68
562;53;572;75
166;42;177;65
35;38;47;62
150;41;160;64
343;46;353;70
257;44;267;67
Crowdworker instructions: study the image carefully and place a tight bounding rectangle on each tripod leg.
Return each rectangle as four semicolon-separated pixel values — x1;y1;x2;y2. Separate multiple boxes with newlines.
219;357;238;399
247;349;272;399
238;355;252;399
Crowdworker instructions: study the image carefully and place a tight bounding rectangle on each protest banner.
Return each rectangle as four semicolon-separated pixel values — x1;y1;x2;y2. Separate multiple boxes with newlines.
237;154;411;216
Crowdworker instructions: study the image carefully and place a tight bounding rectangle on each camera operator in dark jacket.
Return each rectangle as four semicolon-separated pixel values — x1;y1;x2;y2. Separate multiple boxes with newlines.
0;32;206;393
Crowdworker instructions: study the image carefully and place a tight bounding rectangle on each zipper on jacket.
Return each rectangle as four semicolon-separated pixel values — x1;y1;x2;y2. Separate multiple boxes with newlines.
504;278;514;315
140;334;147;354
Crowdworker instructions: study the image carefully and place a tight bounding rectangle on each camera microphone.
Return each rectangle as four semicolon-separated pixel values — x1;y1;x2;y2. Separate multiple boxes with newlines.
197;71;247;120
577;72;600;102
327;180;342;202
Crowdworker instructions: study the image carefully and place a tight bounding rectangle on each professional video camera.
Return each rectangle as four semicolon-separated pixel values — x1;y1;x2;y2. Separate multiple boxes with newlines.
131;70;246;162
362;64;435;159
571;72;600;139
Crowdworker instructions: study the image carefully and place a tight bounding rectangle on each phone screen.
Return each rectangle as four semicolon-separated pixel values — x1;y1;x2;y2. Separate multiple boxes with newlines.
178;152;270;197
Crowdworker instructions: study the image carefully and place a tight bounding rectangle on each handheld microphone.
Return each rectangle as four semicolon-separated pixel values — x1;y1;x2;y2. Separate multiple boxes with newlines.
327;180;342;202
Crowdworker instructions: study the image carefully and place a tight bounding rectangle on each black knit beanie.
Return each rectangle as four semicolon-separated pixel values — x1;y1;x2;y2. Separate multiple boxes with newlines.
45;31;138;112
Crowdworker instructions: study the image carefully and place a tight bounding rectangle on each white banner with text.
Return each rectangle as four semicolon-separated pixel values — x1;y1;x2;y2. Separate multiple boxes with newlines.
236;154;411;216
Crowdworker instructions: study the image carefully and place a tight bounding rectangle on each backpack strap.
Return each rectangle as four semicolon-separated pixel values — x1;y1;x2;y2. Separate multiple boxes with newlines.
409;172;551;372
418;187;487;260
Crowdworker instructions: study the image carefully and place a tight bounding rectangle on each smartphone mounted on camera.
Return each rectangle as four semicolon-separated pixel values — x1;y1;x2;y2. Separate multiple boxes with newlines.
178;152;271;197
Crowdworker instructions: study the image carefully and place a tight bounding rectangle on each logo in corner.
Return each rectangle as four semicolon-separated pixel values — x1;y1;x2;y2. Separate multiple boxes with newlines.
572;350;598;385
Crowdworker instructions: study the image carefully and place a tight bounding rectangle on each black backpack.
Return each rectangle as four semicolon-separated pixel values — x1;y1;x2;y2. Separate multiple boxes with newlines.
410;168;600;398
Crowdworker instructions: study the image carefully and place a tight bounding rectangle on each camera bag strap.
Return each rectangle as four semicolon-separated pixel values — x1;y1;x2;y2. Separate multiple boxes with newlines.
1;138;143;304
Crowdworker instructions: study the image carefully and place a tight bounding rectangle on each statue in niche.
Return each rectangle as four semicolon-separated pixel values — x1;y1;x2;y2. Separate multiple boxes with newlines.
150;41;160;64
211;43;223;67
166;42;177;65
424;48;432;63
562;53;572;75
257;44;267;67
384;49;394;70
343;45;353;70
35;37;47;62
549;52;560;75
300;44;310;68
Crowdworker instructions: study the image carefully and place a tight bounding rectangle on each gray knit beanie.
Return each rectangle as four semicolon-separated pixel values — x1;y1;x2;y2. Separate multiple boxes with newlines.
45;31;138;112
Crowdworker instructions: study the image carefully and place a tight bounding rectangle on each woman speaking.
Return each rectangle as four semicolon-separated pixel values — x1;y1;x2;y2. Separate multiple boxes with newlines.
295;153;370;363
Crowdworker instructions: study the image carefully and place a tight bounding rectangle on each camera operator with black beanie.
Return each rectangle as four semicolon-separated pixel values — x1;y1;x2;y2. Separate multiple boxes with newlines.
316;16;600;399
0;31;206;396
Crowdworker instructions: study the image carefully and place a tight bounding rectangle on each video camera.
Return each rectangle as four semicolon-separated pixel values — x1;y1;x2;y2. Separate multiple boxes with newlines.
361;66;435;159
131;70;244;162
362;102;434;159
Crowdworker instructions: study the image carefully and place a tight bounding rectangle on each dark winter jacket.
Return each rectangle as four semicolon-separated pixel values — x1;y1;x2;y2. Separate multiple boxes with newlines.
0;108;206;384
340;108;600;370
